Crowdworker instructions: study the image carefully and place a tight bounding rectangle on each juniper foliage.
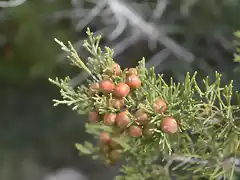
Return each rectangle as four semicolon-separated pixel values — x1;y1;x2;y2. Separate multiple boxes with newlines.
49;28;240;180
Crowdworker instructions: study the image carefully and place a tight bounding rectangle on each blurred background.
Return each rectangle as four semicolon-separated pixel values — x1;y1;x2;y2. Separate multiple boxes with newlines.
1;0;240;180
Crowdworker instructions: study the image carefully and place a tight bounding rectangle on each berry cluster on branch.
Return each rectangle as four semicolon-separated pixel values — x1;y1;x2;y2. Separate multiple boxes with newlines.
49;28;240;180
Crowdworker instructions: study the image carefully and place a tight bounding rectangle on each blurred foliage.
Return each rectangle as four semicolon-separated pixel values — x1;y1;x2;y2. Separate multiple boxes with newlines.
0;0;74;82
0;1;90;179
0;85;80;179
234;31;240;70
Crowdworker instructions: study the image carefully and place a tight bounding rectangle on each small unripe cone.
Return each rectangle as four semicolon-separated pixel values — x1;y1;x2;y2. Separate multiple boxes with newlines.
106;63;121;76
89;82;99;94
104;113;117;126
135;109;148;125
161;116;178;134
126;74;141;89
111;98;125;109
127;68;138;75
109;149;121;162
154;98;167;114
88;111;100;123
100;132;111;143
99;79;115;94
116;111;131;128
114;82;130;98
129;125;142;137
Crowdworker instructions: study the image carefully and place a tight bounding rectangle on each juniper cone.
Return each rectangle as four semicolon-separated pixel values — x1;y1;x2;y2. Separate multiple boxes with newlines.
49;28;240;180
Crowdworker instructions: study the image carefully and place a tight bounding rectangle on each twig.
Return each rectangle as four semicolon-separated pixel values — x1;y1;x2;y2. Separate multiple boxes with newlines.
152;0;168;20
108;14;127;41
146;48;171;70
168;154;240;173
111;31;141;59
75;0;108;32
56;28;109;64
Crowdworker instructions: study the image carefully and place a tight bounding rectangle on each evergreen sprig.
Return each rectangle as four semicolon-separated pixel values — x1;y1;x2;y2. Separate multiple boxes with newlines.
49;28;240;180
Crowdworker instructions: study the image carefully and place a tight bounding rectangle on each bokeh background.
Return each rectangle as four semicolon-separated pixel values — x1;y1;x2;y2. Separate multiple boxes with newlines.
1;0;240;180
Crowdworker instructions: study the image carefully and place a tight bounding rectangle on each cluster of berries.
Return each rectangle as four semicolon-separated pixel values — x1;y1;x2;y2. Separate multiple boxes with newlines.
87;63;178;165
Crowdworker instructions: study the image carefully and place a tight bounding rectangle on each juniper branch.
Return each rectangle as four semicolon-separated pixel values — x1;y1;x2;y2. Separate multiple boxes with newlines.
50;28;240;180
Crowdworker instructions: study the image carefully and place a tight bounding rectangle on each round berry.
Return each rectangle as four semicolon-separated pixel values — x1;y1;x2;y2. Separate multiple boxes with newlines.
154;98;167;114
135;109;148;125
88;111;100;123
116;111;131;128
161;116;178;134
111;98;125;110
104;113;117;126
100;132;111;143
89;82;99;94
126;74;141;89
111;63;121;76
99;79;115;94
106;63;121;76
129;125;142;137
114;82;130;98
127;68;138;75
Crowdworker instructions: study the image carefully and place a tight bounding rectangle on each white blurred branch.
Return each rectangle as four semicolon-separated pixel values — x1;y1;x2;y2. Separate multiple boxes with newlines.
50;9;88;20
152;0;168;20
71;0;83;8
72;0;194;62
107;0;194;62
167;154;240;178
146;48;171;69
108;13;127;41
75;0;108;32
0;0;26;7
112;30;141;57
